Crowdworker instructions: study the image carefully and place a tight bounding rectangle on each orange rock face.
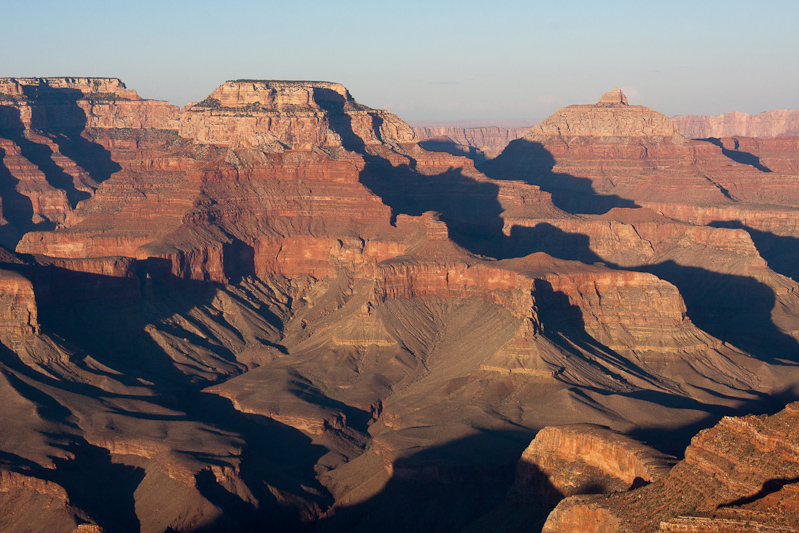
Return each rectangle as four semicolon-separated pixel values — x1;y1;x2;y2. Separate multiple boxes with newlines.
514;424;675;504
541;402;799;533
1;80;799;533
0;269;38;338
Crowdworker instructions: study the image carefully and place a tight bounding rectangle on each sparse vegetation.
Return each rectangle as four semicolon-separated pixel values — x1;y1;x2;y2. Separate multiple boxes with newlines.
194;96;221;108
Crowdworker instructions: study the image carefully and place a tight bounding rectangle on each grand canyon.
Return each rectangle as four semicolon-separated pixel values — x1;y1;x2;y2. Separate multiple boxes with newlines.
1;77;798;532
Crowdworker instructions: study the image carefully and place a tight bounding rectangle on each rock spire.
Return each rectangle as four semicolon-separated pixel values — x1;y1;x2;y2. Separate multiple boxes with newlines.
596;87;628;106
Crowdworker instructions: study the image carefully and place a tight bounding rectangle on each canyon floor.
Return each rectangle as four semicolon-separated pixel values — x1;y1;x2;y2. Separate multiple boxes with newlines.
1;78;798;532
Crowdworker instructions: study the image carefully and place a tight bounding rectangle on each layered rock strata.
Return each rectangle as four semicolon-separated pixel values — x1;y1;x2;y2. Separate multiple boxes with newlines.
514;424;675;503
413;125;530;159
542;402;799;532
673;110;799;139
1;79;799;532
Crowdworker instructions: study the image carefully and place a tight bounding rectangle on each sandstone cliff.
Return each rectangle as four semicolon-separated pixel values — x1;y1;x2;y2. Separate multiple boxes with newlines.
525;88;684;141
514;424;675;503
2;79;799;533
542;402;799;532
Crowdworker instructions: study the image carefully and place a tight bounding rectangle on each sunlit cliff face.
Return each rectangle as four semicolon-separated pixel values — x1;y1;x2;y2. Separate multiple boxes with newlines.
0;79;798;533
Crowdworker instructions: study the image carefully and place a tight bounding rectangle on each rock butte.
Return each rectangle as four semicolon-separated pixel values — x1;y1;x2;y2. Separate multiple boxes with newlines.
0;79;798;532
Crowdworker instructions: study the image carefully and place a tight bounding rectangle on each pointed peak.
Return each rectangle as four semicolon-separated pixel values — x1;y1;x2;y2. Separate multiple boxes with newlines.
596;88;628;106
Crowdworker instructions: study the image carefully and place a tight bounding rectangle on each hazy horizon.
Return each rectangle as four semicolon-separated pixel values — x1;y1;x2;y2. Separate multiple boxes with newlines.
3;0;797;123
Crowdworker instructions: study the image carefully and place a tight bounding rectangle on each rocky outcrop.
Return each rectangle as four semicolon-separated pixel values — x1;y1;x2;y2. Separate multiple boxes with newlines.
541;402;799;532
180;80;415;149
0;269;39;339
0;77;178;132
673;110;799;139
3;80;799;533
542;496;624;533
514;424;675;503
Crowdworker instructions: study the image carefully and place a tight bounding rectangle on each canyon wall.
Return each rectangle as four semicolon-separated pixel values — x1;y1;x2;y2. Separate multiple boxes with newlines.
541;402;799;532
1;79;799;532
673;109;799;139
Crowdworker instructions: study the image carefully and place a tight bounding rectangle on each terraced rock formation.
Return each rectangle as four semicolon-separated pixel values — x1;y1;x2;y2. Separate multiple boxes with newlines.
0;79;798;532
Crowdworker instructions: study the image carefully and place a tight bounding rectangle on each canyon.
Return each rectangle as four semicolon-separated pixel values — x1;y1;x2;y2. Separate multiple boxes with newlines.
412;124;531;161
0;78;798;532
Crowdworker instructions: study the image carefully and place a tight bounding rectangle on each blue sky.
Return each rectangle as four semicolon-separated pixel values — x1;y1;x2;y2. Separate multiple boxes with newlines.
2;0;797;122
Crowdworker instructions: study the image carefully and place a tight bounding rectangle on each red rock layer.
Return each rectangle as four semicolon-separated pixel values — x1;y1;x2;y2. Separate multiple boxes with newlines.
1;80;798;533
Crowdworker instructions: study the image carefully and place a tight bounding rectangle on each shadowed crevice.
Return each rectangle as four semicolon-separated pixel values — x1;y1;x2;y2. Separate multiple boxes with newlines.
47;439;145;533
480;138;640;215
315;88;509;258
719;477;799;508
709;220;799;284
702;137;772;172
419;137;488;164
21;83;121;185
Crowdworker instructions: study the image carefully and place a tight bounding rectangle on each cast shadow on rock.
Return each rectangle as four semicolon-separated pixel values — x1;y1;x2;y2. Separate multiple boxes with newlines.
316;88;510;258
0;104;89;209
418;137;488;164
0;90;122;246
639;261;799;364
48;437;145;533
0;130;55;248
504;223;603;262
505;221;799;365
20;83;122;187
480;138;640;215
0;262;334;532
534;278;653;381
314;429;533;533
709;220;799;284
188;393;335;532
701;138;772;172
0;349;144;532
318;93;799;368
718;476;799;509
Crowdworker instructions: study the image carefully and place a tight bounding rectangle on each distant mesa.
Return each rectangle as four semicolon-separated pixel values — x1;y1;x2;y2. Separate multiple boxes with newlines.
524;87;683;141
188;79;352;111
0;76;140;100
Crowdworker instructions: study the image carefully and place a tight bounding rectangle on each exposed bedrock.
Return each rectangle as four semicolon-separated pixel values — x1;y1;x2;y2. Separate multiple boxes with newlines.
542;402;799;532
673;109;799;139
1;80;799;532
514;424;676;504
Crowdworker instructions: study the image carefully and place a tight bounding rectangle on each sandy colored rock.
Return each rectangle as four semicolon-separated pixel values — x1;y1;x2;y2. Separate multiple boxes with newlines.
514;424;675;503
542;402;799;532
673;110;799;139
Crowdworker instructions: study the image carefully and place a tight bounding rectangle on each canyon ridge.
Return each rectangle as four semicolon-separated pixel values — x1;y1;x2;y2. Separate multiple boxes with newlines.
0;78;798;532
